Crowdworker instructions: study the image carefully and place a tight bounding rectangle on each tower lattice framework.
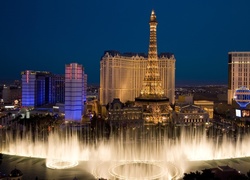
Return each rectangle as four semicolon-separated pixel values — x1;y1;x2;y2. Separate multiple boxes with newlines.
135;10;171;124
140;10;165;98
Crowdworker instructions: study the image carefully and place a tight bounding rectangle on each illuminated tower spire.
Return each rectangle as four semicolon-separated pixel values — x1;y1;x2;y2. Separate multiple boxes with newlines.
135;10;171;124
140;9;165;98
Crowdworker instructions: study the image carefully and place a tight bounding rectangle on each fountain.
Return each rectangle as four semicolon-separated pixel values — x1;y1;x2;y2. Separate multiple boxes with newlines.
1;123;250;179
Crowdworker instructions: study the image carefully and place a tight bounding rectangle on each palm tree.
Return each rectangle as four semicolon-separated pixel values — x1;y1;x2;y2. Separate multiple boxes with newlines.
183;169;217;180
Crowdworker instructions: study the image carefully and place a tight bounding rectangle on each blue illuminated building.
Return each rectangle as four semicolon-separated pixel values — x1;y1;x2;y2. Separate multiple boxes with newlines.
65;63;87;121
21;70;35;107
51;74;65;104
21;71;65;108
21;71;52;108
21;66;86;121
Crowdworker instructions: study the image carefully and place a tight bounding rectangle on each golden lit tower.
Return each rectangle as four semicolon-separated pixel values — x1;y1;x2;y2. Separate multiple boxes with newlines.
100;9;176;111
140;10;165;98
135;10;171;124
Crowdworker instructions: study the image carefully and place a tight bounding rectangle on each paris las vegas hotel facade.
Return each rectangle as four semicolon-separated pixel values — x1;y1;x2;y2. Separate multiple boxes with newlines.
100;51;175;106
99;11;175;109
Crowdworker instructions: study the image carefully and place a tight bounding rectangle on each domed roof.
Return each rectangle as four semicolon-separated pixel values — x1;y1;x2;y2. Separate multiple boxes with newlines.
9;168;23;177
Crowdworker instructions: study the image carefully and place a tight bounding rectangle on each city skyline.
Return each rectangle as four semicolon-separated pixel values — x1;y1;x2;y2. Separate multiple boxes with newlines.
1;1;250;85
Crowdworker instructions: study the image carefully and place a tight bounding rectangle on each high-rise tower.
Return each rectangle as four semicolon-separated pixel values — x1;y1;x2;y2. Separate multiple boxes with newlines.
135;10;171;124
21;70;52;108
139;10;165;99
65;63;87;121
228;52;250;105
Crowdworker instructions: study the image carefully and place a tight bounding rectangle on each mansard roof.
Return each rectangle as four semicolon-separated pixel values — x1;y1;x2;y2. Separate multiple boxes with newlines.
180;104;205;113
102;50;174;59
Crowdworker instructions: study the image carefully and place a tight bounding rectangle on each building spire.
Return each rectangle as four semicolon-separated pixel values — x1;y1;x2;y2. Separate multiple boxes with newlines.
139;10;165;98
150;9;157;23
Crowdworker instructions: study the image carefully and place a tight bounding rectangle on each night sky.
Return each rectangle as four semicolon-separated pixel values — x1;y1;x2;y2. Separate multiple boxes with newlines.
1;1;250;85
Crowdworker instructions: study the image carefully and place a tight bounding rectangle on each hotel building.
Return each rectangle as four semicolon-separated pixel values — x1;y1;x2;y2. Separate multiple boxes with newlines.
21;70;52;108
51;74;65;104
21;71;65;108
100;52;175;107
65;63;87;121
174;104;209;125
107;98;143;126
228;52;250;105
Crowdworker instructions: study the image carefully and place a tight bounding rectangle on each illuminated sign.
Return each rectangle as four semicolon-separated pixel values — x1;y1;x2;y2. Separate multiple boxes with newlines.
235;109;241;117
234;86;250;108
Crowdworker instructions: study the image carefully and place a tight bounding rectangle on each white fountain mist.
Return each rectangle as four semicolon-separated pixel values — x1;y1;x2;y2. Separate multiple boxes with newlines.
1;124;250;179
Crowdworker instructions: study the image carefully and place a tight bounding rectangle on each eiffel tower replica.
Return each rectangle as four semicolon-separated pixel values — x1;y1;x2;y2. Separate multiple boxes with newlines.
135;10;171;124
